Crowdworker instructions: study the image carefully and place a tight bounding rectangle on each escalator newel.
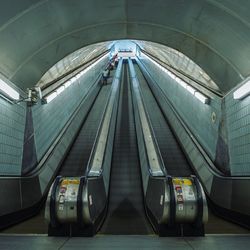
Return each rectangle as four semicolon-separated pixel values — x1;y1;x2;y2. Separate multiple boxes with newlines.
45;59;123;237
128;58;208;237
46;176;89;236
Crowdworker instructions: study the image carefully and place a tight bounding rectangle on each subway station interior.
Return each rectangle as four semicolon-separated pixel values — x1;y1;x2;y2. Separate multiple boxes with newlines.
0;1;250;249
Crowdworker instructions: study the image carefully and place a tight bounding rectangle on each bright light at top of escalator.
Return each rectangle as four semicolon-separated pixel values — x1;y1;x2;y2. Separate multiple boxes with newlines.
44;53;108;104
0;78;20;100
111;40;137;58
233;78;250;100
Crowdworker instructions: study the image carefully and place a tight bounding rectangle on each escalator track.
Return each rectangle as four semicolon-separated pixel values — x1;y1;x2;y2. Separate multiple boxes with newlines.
59;85;111;176
100;62;153;234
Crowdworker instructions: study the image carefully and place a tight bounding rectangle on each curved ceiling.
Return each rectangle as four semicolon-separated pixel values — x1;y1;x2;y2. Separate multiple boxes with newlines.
136;40;220;93
36;41;111;89
1;0;250;93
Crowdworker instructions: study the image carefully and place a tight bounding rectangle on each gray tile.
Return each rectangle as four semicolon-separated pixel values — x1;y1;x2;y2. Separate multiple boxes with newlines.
0;236;67;250
187;235;250;250
62;235;192;250
1;235;250;250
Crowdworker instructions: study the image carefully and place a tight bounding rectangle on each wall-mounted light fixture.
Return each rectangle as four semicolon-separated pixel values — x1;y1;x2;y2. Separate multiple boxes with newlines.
142;53;210;105
233;78;250;100
0;78;20;101
44;54;108;104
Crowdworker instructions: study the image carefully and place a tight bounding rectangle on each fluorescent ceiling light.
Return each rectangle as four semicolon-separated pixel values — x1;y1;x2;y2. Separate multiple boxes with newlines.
233;79;250;100
0;79;19;100
194;92;209;104
72;55;79;62
186;85;196;95
45;92;57;103
176;78;187;88
64;81;71;88
142;52;210;105
56;86;65;95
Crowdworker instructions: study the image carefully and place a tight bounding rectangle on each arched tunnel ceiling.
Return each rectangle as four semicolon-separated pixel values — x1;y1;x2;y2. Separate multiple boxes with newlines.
1;0;250;94
36;41;112;89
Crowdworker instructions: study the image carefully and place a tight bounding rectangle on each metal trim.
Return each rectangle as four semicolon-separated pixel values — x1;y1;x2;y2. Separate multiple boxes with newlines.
77;176;86;228
167;176;176;227
49;176;61;227
192;175;204;227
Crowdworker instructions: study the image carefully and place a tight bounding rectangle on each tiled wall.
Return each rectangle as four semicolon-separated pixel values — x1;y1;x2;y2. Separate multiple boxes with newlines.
33;56;108;161
225;91;250;175
0;98;26;175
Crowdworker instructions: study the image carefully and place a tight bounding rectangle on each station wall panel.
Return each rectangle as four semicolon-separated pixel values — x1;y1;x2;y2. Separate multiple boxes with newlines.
0;99;26;175
225;92;250;175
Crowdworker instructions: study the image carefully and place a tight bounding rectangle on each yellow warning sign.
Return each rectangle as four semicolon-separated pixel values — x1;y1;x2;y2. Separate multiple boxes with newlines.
172;178;182;185
172;178;192;186
183;179;192;186
61;179;80;185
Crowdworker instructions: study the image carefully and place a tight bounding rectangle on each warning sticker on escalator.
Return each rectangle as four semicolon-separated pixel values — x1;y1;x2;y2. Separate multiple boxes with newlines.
173;178;192;186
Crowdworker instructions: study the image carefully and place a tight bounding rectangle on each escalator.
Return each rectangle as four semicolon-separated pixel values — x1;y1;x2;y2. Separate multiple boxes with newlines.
133;62;249;234
100;62;153;234
59;85;111;176
1;80;113;234
1;60;249;236
134;64;192;177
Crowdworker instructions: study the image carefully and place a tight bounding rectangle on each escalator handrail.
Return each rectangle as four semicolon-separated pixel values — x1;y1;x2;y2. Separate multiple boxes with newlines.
128;58;167;178
85;59;123;177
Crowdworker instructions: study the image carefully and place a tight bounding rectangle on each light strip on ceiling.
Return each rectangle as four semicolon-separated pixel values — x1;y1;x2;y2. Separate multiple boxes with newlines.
142;53;209;104
233;79;250;100
44;54;107;104
0;78;20;100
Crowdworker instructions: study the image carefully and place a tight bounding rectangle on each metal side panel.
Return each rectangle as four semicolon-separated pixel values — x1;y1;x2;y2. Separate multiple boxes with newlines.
86;177;107;226
146;177;168;225
0;179;22;216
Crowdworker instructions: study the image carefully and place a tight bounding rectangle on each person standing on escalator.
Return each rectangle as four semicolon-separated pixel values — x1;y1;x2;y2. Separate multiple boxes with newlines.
102;68;109;85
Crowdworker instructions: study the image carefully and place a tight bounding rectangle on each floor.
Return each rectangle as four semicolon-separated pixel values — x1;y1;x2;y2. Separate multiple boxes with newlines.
0;235;249;250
